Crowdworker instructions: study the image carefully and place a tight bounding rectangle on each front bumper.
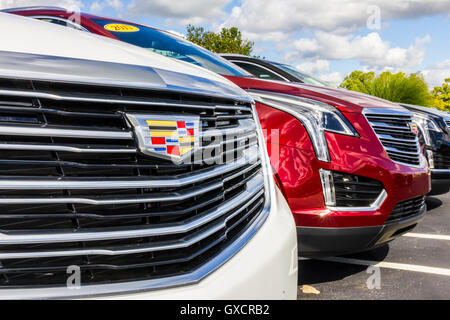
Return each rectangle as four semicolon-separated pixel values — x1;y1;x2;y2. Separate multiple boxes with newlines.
430;169;450;196
298;203;426;257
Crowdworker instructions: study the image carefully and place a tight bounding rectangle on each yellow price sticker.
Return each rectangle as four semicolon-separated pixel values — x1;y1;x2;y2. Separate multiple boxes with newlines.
104;24;140;32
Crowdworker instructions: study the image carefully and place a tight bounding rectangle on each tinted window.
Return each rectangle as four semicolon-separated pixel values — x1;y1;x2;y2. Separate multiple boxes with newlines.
272;62;335;88
233;61;286;81
37;18;84;31
91;19;251;77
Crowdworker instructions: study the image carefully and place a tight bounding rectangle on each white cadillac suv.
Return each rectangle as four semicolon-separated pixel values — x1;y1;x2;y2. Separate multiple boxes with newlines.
0;13;297;299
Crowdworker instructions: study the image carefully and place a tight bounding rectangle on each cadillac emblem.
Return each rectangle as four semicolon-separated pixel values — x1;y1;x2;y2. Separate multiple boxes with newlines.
126;113;200;162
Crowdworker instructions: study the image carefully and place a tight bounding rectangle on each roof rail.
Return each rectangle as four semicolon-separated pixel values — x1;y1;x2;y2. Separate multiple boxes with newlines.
0;6;68;13
219;53;251;58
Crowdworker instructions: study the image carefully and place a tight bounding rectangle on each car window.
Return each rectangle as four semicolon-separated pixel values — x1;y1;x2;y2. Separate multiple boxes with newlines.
272;62;336;88
233;61;286;81
36;18;85;31
90;19;252;77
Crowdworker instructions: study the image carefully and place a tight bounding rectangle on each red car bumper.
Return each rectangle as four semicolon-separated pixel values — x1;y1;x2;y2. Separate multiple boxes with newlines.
258;103;431;257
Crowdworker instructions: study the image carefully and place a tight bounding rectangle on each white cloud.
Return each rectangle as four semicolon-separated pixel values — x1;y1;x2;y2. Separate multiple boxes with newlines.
0;0;82;10
89;1;102;12
88;0;123;13
319;72;344;85
128;0;232;25
286;32;430;72
106;0;123;11
223;0;450;35
297;59;330;74
422;60;450;87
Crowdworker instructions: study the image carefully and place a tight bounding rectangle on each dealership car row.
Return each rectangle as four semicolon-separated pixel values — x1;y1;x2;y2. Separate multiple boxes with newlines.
0;7;448;299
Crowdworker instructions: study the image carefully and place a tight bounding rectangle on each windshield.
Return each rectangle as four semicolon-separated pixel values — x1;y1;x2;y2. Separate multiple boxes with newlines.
91;19;251;77
271;62;336;88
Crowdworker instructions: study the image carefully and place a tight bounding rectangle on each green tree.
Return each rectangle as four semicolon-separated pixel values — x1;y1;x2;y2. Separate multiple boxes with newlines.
431;78;450;111
186;25;254;55
340;71;432;106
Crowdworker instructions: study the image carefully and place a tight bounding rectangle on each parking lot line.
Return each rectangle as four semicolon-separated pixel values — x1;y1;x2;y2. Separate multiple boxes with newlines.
403;233;450;241
318;257;450;277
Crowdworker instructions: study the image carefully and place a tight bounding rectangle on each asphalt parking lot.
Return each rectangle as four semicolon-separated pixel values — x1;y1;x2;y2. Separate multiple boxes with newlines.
298;192;450;300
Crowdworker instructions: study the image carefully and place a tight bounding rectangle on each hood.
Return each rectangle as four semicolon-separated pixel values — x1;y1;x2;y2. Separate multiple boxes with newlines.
223;76;406;113
401;103;450;119
0;13;249;102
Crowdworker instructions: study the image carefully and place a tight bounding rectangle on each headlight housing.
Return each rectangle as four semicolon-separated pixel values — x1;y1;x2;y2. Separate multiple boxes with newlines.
249;90;358;162
412;112;442;146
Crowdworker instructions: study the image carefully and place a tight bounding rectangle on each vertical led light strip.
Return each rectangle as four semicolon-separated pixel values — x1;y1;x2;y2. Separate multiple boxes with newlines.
319;169;336;206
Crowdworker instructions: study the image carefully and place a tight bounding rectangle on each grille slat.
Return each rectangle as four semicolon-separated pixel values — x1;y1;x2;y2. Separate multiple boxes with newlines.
0;181;264;245
0;77;266;290
365;111;422;166
0;155;258;191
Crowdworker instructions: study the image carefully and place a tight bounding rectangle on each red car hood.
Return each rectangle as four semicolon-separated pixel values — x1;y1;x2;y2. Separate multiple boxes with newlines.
223;75;406;114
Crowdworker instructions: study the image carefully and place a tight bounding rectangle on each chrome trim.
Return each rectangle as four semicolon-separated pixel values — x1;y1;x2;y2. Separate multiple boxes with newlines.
383;146;420;156
0;195;265;259
0;125;132;140
0;153;258;190
0;161;261;205
431;169;450;174
371;123;415;131
0;134;256;155
0;180;222;206
0;89;251;111
0;175;264;244
0;51;252;103
362;107;412;117
379;137;418;146
0;143;137;153
327;189;388;212
0;6;67;12
200;120;256;138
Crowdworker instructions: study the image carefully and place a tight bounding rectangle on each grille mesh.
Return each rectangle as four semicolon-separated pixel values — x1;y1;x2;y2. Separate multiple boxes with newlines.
0;78;266;290
332;172;384;207
434;152;450;169
365;111;422;166
387;196;425;223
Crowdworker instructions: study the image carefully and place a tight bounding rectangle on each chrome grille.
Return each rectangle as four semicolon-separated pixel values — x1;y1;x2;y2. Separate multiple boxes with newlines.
445;119;450;129
364;109;422;167
0;77;267;293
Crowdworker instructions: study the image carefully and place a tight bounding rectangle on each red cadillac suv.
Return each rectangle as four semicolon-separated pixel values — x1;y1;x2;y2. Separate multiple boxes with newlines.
8;7;431;257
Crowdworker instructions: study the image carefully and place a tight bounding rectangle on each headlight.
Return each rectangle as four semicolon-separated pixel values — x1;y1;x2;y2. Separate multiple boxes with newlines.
249;90;358;162
412;113;442;146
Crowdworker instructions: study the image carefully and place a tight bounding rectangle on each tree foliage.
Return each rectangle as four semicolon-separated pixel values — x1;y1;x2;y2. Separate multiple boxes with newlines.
430;78;450;111
186;25;254;55
340;71;432;107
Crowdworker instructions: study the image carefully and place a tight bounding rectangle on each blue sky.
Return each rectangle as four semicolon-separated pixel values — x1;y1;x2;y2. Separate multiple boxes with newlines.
3;0;450;87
